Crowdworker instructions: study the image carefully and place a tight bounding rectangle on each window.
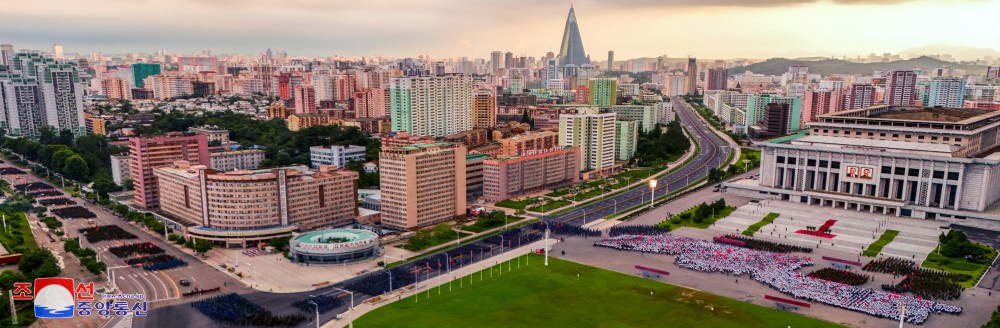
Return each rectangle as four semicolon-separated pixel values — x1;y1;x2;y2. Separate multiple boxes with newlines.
943;137;950;141
776;156;785;164
895;167;905;175
788;158;797;165
879;133;887;137
808;159;817;166
955;138;962;142
905;135;911;139
947;172;959;180
881;166;892;174
820;160;829;168
908;168;919;177
933;170;944;179
831;161;840;169
918;135;925;140
893;134;899;138
823;129;829;133
931;136;938;140
856;131;862;135
868;132;874;136
813;129;818;132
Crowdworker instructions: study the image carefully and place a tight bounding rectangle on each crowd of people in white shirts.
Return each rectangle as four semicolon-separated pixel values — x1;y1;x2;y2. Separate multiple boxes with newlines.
593;234;962;324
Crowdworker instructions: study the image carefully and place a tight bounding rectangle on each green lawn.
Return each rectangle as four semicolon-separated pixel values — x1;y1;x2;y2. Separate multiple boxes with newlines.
862;230;899;257
0;211;39;254
742;213;779;236
527;200;570;213
566;188;604;201
658;206;737;231
922;243;998;288
495;199;531;210
356;255;843;328
545;189;569;197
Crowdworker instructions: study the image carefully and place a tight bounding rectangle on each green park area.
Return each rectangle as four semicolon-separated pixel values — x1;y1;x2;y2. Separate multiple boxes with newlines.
862;230;899;257
742;213;779;236
922;231;997;288
355;255;842;328
657;199;735;231
0;211;38;254
527;200;571;213
401;224;470;252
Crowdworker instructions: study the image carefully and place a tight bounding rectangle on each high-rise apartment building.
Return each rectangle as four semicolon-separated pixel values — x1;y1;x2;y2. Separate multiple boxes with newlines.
52;44;63;59
144;75;193;100
846;84;876;110
607;51;614;71
389;74;472;137
801;89;843;124
706;67;728;91
0;44;13;67
0;53;86;137
588;78;617;107
309;145;366;169
745;94;802;132
472;87;496;130
504;52;514;70
353;88;386;118
559;110;616;172
101;78;131;100
379;143;467;230
155;162;358;238
685;58;698;94
131;63;161;88
129;134;210;209
209;149;265;171
294;85;316;114
927;78;966;108
886;70;917;106
491;51;502;73
615;120;639;161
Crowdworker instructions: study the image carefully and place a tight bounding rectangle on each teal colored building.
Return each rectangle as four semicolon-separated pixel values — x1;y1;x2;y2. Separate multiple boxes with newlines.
745;94;802;132
615;120;638;161
132;63;162;88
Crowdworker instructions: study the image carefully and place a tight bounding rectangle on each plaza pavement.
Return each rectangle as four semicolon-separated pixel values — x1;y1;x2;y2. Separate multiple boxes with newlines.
711;199;942;261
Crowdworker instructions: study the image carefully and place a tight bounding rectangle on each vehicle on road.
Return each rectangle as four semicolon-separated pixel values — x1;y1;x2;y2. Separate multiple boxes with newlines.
179;279;191;286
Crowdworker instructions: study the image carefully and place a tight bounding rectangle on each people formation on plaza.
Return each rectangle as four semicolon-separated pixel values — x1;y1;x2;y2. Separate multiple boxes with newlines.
292;294;344;314
721;234;813;254
593;233;962;324
865;258;965;300
193;293;305;327
531;221;600;237
108;242;164;258
608;225;671;237
78;224;138;243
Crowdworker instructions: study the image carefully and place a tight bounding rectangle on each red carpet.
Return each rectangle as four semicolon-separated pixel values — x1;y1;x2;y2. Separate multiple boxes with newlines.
796;219;837;238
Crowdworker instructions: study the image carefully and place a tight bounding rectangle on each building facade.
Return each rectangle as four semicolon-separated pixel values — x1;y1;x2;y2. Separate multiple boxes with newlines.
389;74;472;137
209;149;265;171
615;120;639;161
129;134;210;209
309;145;366;169
559;110;616;172
588;78;617;107
727;106;1000;226
472;87;497;130
155;162;358;243
482;147;581;202
886;70;917;106
379;143;467;230
927;78;966;108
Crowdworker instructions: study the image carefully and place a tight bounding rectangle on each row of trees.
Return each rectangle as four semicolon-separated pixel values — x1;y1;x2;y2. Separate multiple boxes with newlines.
635;120;690;167
1;126;126;197
64;238;107;275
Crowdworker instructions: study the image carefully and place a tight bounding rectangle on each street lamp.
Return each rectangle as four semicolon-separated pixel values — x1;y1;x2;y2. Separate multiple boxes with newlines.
307;300;319;328
323;287;355;311
543;221;550;266
649;179;657;209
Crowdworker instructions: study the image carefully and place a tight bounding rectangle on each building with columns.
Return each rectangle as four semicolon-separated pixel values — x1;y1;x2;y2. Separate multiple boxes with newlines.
727;105;1000;226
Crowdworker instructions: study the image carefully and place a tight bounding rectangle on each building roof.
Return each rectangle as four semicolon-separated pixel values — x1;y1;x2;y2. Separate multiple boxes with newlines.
790;135;957;157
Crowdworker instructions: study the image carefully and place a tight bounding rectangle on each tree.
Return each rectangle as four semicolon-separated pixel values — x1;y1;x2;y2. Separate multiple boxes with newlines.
57;129;76;146
91;177;121;197
50;149;76;172
18;249;62;280
63;155;90;180
38;144;71;167
193;239;213;254
122;178;134;190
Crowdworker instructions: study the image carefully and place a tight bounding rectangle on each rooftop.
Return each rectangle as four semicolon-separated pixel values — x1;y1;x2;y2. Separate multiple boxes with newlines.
293;229;378;244
790;135;957;157
823;106;999;124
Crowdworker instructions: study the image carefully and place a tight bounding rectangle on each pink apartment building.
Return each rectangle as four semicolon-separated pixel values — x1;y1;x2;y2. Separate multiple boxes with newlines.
801;89;844;124
482;147;580;202
154;161;358;244
130;134;210;209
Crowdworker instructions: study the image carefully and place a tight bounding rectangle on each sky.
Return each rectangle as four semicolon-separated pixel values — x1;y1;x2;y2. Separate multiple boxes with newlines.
1;0;998;60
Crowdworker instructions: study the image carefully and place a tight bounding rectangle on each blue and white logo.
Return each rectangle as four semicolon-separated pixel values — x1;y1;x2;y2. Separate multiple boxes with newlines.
34;278;76;318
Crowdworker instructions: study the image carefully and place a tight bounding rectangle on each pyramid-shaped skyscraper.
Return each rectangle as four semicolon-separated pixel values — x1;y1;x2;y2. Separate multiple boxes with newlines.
558;6;590;67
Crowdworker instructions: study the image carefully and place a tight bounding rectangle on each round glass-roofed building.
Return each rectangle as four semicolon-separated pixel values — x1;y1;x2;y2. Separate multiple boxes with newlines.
289;229;381;264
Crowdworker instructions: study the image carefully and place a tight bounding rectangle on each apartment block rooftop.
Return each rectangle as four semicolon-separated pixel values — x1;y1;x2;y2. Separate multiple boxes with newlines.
817;105;1000;131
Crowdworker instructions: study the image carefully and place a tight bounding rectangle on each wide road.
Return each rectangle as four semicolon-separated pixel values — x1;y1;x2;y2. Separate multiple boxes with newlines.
544;96;732;226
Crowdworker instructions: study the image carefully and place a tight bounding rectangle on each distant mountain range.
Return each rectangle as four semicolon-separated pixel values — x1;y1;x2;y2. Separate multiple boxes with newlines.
728;56;989;76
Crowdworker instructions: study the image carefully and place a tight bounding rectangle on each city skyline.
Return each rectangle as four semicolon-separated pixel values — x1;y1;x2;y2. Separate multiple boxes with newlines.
1;0;998;61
